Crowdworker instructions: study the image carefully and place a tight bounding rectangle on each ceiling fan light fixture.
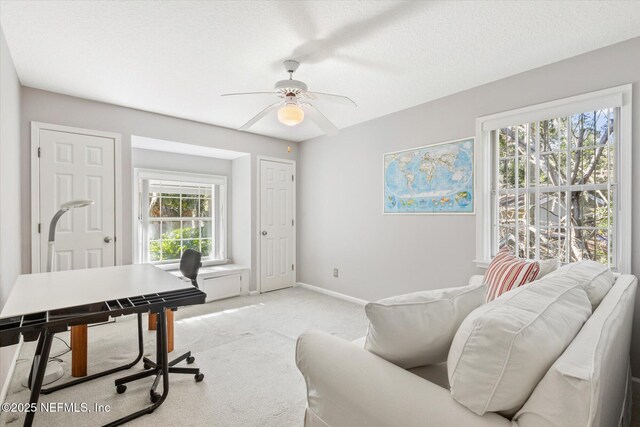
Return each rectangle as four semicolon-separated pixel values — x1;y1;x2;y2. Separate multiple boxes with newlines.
277;103;304;126
225;60;354;134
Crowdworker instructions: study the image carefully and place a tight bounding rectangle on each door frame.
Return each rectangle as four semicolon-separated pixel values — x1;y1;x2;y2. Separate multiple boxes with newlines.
256;155;296;294
30;121;123;273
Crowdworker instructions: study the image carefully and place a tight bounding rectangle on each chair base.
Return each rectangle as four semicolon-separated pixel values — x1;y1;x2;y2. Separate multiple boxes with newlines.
115;352;203;402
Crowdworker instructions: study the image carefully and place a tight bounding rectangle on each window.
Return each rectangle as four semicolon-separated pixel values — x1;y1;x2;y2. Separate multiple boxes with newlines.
494;109;615;264
134;169;227;266
476;86;632;273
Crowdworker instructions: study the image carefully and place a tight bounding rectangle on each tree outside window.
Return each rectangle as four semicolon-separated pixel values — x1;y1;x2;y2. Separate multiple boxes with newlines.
146;181;214;263
495;108;615;266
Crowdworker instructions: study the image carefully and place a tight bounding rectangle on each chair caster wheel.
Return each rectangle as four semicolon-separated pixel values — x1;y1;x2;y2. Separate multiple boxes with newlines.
143;363;151;370
116;384;127;394
195;373;204;382
150;391;161;403
187;356;195;364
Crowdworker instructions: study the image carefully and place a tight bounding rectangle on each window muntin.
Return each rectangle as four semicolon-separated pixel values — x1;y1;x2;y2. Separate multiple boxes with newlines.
147;180;214;263
492;108;616;268
135;171;227;266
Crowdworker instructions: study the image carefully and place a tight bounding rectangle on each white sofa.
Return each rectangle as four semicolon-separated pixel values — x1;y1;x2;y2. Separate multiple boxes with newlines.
296;274;637;427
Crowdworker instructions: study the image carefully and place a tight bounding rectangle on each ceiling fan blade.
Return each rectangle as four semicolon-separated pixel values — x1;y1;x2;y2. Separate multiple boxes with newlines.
333;53;398;74
282;2;426;66
221;92;275;97
301;103;339;136
239;102;281;131
306;91;357;107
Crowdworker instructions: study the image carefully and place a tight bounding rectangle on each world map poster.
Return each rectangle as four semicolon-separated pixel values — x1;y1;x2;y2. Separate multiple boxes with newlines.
384;138;474;214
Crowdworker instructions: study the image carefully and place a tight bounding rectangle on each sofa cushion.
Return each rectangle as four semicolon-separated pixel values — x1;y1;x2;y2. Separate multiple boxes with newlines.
447;273;592;416
484;247;557;302
544;260;615;309
364;283;485;369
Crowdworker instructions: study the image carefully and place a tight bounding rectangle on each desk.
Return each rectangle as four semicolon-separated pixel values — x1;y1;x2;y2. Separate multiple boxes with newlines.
3;265;192;372
0;264;205;427
2;264;193;317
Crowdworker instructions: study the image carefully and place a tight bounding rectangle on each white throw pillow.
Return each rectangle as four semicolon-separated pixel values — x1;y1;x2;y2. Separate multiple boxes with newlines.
364;283;485;369
544;260;615;309
447;274;592;416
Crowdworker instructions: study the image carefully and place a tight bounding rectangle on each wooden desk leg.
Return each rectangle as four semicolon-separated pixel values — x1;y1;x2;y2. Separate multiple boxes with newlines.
71;325;88;377
167;310;174;353
149;312;173;352
148;313;157;330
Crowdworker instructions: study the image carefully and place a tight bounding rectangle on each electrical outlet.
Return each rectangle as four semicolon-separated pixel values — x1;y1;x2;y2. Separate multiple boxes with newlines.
333;268;339;278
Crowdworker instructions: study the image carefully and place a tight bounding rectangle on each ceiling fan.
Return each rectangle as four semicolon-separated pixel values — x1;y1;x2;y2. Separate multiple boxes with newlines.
221;60;356;136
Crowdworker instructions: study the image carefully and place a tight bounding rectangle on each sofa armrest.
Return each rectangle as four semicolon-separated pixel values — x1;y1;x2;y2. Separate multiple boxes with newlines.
296;330;510;427
469;275;485;286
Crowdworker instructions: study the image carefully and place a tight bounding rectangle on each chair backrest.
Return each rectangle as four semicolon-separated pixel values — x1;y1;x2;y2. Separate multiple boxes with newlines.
180;249;202;288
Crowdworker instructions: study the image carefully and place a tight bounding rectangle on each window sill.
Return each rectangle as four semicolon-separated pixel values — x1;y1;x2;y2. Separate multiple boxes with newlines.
155;259;231;272
474;259;491;269
166;263;249;279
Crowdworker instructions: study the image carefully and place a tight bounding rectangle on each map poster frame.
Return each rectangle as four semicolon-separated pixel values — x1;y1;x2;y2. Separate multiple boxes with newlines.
383;137;475;215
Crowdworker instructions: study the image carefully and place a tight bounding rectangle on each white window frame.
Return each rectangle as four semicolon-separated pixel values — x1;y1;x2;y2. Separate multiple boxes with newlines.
133;168;228;269
475;85;632;273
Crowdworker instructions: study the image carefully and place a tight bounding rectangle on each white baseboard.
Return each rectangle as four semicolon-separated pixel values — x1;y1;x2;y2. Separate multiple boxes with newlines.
1;340;23;404
249;290;259;296
296;282;368;306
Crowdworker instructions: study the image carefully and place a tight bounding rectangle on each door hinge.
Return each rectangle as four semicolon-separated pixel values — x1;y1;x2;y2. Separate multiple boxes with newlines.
292;174;294;182
292;219;294;226
292;264;295;271
37;147;41;157
38;223;41;233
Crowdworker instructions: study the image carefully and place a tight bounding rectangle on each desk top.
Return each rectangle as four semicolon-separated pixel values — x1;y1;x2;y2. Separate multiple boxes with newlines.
1;264;191;318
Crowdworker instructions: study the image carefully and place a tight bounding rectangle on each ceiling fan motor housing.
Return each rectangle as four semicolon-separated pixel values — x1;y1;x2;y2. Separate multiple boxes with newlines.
274;79;308;96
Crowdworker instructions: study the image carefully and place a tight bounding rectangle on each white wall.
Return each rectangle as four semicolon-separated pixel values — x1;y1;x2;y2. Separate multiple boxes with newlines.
132;147;232;176
0;28;22;395
297;37;640;374
21;88;296;291
231;155;252;282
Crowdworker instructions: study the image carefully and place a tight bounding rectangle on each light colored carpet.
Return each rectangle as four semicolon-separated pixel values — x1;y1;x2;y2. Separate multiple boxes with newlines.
0;287;368;426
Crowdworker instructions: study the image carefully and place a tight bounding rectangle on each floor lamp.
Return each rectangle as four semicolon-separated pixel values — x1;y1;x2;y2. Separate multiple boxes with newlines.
24;199;95;387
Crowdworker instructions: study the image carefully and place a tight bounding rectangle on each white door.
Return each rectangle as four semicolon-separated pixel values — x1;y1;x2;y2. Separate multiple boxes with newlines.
38;129;116;272
260;159;294;292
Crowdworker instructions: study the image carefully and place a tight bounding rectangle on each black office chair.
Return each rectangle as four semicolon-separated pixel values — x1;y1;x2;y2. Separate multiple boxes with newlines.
180;249;201;289
115;249;204;402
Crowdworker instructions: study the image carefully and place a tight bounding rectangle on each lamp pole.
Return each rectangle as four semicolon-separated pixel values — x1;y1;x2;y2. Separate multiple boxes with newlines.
25;199;95;388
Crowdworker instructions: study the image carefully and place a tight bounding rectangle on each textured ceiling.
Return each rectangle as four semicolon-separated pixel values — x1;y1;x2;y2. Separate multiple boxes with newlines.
1;1;640;142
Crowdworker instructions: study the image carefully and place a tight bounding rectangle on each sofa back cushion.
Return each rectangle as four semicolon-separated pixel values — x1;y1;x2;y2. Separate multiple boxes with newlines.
365;283;485;369
512;275;637;427
544;260;616;309
447;273;592;416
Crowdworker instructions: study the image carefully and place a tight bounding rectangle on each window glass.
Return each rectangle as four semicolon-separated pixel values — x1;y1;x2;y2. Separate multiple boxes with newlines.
493;108;615;267
140;178;222;264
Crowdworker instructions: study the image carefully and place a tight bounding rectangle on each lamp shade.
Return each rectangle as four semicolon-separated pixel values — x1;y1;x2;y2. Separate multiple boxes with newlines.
60;199;95;211
277;104;304;126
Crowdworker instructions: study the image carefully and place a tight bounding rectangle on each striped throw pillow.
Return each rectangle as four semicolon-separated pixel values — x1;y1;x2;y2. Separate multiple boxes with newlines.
484;247;542;302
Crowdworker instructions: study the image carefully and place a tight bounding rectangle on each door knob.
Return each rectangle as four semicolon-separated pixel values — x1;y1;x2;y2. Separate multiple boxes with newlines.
261;231;267;236
104;236;112;243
